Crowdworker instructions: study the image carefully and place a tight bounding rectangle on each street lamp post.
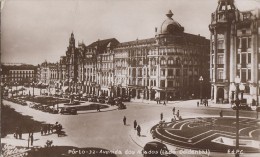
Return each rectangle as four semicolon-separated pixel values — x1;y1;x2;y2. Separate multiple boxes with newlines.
32;81;35;97
15;82;18;96
199;76;203;104
231;76;245;157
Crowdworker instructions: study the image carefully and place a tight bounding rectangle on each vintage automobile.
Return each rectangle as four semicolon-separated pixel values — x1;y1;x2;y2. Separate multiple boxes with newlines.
98;96;106;103
117;102;127;110
122;95;131;102
232;104;252;111
142;141;177;157
107;97;115;105
90;96;98;102
60;107;77;115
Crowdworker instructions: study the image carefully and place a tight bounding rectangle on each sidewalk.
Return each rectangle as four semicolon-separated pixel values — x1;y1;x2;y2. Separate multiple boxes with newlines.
1;131;77;152
1;100;118;149
130;99;232;109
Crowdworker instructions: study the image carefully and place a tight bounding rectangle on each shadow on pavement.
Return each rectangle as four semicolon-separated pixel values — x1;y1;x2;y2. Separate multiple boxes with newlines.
27;146;118;157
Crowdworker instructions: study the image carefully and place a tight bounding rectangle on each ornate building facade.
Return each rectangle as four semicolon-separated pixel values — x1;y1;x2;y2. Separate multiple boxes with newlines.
209;0;260;105
59;10;210;101
1;63;37;85
38;61;59;87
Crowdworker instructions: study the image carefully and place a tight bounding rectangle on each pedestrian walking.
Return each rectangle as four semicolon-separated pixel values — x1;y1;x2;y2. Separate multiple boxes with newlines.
160;113;163;121
220;110;223;117
134;120;137;130
44;125;47;135
40;125;44;136
15;127;18;139
137;125;141;136
123;116;126;125
50;125;53;133
172;107;175;115
163;101;166;105
30;133;34;146
206;99;208;106
156;97;159;104
151;129;155;139
47;124;51;134
97;105;100;112
197;101;199;107
177;110;180;118
18;127;22;139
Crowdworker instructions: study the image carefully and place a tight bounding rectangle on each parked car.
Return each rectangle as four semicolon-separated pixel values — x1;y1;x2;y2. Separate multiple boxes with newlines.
232;104;252;111
90;96;97;102
98;96;106;103
142;141;177;157
118;102;126;110
60;107;77;115
107;97;115;105
122;95;131;102
48;108;59;114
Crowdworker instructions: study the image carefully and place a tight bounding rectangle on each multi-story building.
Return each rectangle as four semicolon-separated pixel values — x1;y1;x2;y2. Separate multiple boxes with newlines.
38;61;59;87
1;63;37;85
209;0;260;105
60;10;210;100
65;33;80;93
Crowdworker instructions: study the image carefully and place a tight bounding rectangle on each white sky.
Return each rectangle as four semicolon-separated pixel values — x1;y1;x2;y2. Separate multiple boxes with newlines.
1;0;260;65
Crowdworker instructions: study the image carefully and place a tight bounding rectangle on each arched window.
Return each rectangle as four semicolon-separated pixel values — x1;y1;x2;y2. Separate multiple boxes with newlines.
168;57;174;65
161;58;166;65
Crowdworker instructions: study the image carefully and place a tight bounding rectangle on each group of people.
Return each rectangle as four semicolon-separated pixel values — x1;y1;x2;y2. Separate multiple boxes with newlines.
197;99;209;107
172;107;181;120
40;122;63;137
123;117;141;136
14;127;22;139
134;120;141;136
40;124;53;136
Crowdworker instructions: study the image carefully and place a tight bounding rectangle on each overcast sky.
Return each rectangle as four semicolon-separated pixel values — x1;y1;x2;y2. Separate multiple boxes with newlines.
1;0;260;65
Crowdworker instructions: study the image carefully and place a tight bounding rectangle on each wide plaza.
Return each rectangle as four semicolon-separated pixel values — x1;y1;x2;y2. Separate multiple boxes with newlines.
1;89;260;157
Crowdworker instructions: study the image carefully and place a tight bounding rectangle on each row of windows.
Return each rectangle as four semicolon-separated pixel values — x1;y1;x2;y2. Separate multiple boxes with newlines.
214;37;252;52
215;69;252;82
160;80;180;88
149;48;200;56
212;52;252;65
10;70;34;74
161;69;198;76
11;74;34;77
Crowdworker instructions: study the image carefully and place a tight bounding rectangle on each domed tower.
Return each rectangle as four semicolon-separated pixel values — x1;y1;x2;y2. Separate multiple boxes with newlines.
209;0;240;103
156;10;184;45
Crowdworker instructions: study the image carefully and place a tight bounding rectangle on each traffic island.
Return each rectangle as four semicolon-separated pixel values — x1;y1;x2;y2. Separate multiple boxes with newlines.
151;117;260;153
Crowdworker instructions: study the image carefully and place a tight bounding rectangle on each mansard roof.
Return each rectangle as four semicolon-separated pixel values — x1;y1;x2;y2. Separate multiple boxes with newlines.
117;38;156;47
87;38;119;48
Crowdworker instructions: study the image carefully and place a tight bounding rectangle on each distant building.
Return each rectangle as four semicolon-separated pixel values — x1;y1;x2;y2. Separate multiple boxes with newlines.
1;63;37;85
38;61;59;87
60;10;210;100
209;0;260;105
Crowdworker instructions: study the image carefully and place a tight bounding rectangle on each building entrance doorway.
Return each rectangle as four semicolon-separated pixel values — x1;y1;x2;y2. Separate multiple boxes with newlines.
217;88;224;103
